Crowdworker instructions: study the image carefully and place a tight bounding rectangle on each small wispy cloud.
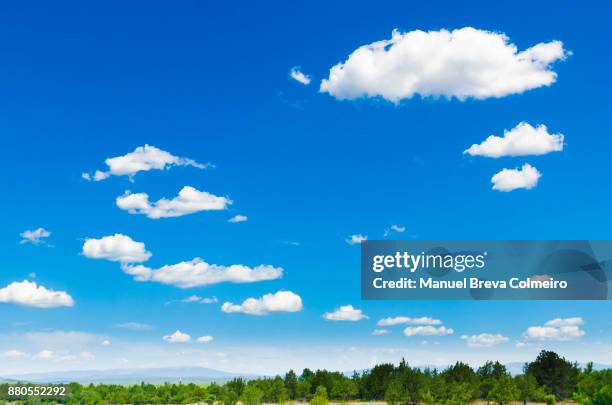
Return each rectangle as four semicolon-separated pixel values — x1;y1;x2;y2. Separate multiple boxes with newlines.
228;214;248;223
346;234;367;245
20;228;51;245
114;322;153;331
165;296;218;306
384;224;406;237
289;67;311;85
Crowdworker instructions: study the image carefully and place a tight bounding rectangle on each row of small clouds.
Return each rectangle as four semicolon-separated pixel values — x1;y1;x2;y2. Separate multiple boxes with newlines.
372;316;586;348
81;233;282;288
465;122;564;192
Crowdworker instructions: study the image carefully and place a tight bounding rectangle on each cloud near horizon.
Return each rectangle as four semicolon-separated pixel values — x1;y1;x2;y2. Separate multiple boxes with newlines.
522;317;585;342
461;333;509;347
116;186;231;219
320;27;568;103
403;325;454;337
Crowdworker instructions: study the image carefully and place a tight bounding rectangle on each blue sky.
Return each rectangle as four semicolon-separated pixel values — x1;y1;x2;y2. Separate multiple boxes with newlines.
0;1;611;375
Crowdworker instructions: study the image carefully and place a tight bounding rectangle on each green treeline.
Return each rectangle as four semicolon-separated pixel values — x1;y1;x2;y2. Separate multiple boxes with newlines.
1;351;610;405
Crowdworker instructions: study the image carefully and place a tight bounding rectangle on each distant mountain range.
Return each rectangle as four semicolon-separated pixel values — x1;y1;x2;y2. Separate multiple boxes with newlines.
2;362;610;384
1;367;259;384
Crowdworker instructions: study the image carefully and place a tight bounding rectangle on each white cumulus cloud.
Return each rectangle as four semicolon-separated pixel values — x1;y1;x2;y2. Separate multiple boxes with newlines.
3;350;27;358
163;330;191;343
461;333;509;347
116;186;231;219
346;234;367;245
372;329;390;336
121;258;283;288
221;290;303;316
491;163;541;192
403;325;454;337
323;305;368;321
290;67;311;85
20;228;51;245
377;316;442;326
0;280;74;308
321;27;568;103
522;317;585;341
465;122;564;158
228;214;248;223
82;234;152;263
196;335;214;344
83;144;208;181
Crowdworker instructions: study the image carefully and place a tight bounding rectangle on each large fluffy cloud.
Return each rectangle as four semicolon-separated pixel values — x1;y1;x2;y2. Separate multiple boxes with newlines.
121;258;283;288
323;305;368;321
522;317;585;341
116;186;231;219
465;122;564;158
221;290;303;315
321;27;568;103
82;144;207;181
403;325;454;337
491;163;541;191
461;333;509;347
82;234;151;263
377;316;441;326
0;280;74;308
20;228;51;245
